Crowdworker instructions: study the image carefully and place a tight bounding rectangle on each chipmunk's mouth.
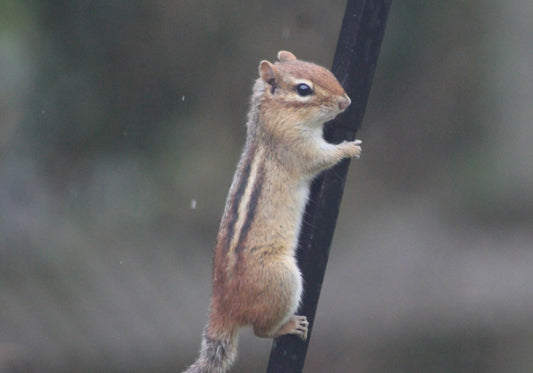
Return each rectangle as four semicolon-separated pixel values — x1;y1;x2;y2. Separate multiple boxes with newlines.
318;106;344;122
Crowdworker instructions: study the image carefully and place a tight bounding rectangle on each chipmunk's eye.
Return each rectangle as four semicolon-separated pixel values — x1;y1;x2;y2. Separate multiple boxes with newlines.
296;83;313;96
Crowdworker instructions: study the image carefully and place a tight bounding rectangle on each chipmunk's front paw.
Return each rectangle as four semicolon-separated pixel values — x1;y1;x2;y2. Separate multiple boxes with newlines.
342;139;362;159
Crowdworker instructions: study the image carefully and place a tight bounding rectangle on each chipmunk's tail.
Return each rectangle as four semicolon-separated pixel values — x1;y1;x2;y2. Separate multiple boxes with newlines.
183;326;238;373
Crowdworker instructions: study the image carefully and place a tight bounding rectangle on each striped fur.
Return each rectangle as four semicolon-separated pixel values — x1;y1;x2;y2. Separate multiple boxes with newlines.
183;50;361;373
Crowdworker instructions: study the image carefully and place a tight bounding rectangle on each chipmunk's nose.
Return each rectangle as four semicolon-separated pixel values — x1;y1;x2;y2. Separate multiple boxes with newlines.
338;94;351;111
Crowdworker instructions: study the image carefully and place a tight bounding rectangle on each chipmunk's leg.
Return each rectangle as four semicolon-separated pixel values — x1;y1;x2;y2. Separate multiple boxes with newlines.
251;257;308;340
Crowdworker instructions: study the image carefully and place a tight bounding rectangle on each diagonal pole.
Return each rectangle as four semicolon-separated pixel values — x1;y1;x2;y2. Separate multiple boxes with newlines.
266;0;392;372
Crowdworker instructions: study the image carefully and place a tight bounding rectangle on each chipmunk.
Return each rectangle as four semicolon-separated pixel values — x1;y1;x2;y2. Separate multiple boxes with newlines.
184;51;361;373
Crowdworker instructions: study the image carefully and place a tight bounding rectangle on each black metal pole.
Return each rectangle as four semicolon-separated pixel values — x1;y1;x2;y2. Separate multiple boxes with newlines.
265;0;392;372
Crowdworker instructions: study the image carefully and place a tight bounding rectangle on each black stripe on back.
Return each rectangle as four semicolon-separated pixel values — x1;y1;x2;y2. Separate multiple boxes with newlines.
221;152;253;251
234;161;264;254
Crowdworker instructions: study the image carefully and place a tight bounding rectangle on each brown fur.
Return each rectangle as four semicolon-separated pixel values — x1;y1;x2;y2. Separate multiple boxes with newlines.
183;51;361;373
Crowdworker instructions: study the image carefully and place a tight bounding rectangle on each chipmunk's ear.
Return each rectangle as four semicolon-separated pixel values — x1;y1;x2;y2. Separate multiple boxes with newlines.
277;50;297;62
259;60;278;93
259;60;274;82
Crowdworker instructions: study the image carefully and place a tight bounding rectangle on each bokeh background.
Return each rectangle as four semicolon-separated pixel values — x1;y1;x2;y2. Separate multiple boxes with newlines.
1;1;532;372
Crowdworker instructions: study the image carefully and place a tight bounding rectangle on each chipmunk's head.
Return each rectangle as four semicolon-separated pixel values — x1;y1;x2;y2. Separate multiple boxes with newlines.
256;50;350;127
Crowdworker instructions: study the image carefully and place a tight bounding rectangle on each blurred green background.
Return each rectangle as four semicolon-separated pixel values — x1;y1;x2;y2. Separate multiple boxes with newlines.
1;1;532;372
